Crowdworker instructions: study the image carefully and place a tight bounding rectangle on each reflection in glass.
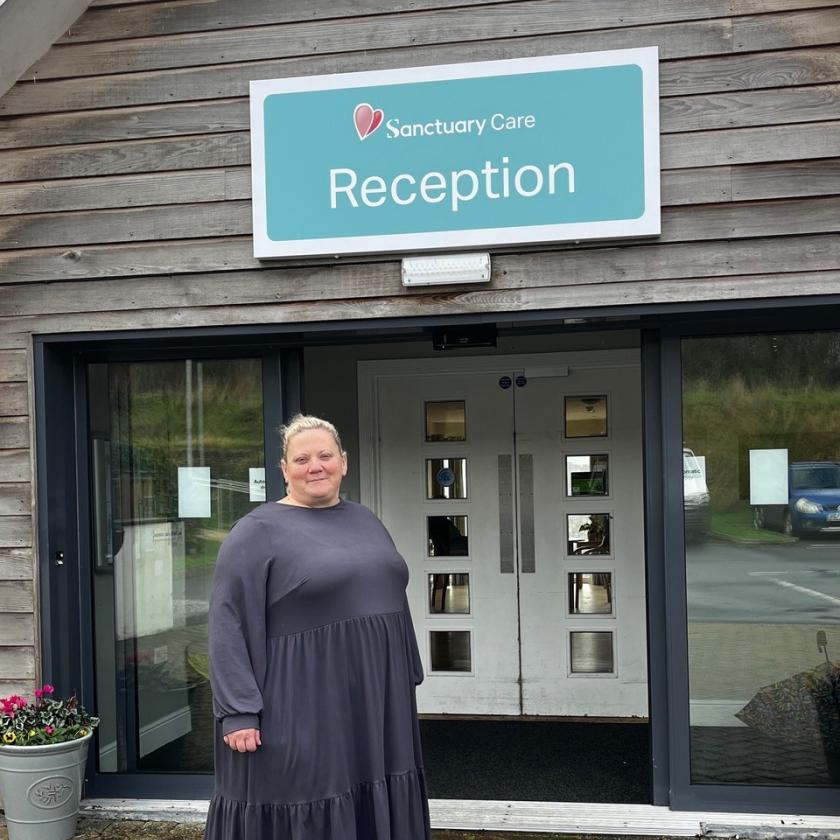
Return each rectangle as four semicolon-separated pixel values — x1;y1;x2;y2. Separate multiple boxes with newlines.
567;513;611;555
568;573;613;614
426;458;468;499
427;515;468;556
428;573;470;614
566;395;608;438
430;630;471;671
88;358;264;775
566;454;609;496
683;331;840;787
425;400;466;441
570;631;614;673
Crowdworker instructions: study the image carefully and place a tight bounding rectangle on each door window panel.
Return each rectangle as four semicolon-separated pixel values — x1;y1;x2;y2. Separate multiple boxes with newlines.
426;458;468;499
425;400;466;441
567;513;611;555
565;395;608;438
683;331;840;787
570;631;614;673
568;573;613;615
427;515;469;556
430;630;472;672
428;573;470;614
88;358;264;775
566;454;609;496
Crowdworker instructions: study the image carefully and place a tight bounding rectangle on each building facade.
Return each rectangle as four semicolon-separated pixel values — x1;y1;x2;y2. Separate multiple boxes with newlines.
1;0;840;817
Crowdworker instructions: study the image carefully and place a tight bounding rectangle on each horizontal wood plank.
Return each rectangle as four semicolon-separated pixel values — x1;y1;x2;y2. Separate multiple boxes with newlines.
661;84;840;134
4;115;839;184
734;7;840;52
2;270;839;341
3;194;839;284
0;383;27;416
660;46;840;97
662;120;840;169
0;351;26;382
6;69;840;157
3;158;837;219
0;580;34;611
0;485;29;516
0;451;31;483
56;0;839;44
0;168;248;216
0;680;35;698
1;26;732;117
0;200;251;250
0;419;29;451
60;0;525;43
0;646;35;678
0;517;33;549
0;614;35;646
3;233;839;317
0;548;34;580
0;133;250;181
32;10;734;81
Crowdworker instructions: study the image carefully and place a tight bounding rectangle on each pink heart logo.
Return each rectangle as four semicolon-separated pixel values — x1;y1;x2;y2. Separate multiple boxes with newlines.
354;102;384;140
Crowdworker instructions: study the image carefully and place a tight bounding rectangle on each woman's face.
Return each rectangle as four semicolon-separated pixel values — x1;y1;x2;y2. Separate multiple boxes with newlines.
281;428;347;507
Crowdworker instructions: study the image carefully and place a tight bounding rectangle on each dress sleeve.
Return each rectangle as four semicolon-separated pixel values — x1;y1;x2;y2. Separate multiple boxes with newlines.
208;517;270;735
402;593;425;686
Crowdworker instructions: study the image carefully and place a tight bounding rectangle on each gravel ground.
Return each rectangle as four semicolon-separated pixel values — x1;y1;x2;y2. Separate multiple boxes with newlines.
0;817;678;840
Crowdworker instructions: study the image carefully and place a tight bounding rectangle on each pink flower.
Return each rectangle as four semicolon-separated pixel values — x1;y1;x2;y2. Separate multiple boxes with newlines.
44;726;54;735
42;684;55;695
34;689;43;699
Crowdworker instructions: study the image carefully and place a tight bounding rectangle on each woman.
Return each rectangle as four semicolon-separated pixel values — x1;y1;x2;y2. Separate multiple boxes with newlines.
204;415;431;840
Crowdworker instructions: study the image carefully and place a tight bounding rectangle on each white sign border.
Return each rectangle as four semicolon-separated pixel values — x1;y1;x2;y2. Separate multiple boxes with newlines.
250;47;660;259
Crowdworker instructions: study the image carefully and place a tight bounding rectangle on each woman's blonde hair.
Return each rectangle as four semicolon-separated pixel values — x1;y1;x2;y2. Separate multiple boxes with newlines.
279;414;345;461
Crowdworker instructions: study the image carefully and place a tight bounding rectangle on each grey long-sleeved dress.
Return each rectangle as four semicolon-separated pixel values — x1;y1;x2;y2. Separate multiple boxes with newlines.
204;499;431;840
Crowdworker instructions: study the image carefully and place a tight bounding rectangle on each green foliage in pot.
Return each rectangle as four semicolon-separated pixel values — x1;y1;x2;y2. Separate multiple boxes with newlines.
0;684;99;746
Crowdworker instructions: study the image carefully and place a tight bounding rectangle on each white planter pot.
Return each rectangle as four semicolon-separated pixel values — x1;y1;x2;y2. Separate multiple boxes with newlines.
0;733;92;840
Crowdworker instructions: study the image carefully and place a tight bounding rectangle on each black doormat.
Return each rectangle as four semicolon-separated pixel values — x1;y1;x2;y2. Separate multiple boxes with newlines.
420;719;651;803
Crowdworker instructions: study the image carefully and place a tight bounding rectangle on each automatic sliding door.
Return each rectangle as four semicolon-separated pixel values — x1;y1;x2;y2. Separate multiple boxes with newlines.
88;358;265;774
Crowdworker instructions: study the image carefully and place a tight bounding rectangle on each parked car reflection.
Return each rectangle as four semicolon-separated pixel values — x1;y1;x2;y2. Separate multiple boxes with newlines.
753;461;840;537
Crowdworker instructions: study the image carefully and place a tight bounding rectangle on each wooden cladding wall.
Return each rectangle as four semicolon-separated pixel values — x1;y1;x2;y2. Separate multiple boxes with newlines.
0;0;839;691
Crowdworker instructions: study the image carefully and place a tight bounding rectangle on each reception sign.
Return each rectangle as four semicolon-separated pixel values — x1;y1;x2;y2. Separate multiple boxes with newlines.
250;47;660;258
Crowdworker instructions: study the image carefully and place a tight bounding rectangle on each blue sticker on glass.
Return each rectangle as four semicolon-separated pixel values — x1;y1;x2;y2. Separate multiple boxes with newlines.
436;467;456;487
499;375;512;389
515;375;527;387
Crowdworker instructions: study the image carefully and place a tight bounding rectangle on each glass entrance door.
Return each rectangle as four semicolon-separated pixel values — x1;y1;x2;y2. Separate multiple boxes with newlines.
362;351;647;718
88;358;266;774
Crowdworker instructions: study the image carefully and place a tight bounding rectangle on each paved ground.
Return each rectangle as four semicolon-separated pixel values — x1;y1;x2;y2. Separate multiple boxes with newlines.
0;817;675;840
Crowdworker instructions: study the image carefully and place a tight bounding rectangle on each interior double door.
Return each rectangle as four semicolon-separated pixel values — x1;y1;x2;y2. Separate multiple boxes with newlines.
359;351;648;718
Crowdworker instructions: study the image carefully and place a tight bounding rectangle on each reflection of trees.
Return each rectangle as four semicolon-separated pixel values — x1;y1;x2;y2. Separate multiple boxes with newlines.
683;333;840;511
112;360;264;524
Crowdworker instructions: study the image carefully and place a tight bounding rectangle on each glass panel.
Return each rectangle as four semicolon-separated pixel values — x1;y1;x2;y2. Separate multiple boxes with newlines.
426;458;468;499
565;395;608;438
568;573;613;615
430;630;471;671
570;631;614;673
425;400;466;441
427;515;469;556
428;573;470;614
566;454;609;496
567;513;611;555
89;358;264;775
683;331;840;787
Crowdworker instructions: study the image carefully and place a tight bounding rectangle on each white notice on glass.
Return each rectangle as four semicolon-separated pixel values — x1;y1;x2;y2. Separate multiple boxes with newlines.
178;467;211;518
249;468;266;502
749;449;788;505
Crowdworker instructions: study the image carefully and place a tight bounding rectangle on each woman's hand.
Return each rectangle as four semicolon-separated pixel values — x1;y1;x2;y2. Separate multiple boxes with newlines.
223;727;262;752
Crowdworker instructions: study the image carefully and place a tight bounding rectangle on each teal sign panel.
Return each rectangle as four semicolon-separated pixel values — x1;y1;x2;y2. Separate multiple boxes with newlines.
250;48;660;257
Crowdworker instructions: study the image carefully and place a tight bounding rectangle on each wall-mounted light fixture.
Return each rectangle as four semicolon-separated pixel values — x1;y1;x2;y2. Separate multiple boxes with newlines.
401;252;491;287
